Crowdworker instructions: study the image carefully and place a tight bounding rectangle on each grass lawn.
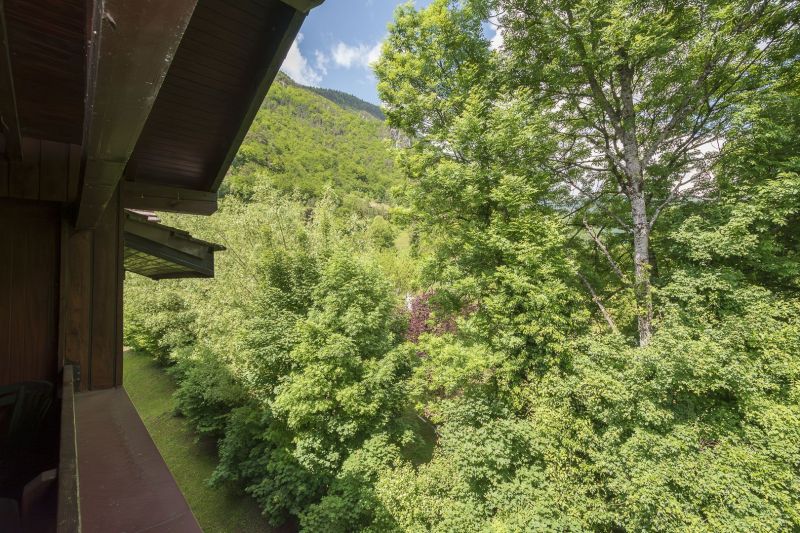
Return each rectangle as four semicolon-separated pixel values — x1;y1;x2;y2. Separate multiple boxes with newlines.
123;350;276;533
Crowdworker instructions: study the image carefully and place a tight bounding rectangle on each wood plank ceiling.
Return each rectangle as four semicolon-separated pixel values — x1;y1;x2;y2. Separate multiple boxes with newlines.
125;0;304;198
0;0;319;219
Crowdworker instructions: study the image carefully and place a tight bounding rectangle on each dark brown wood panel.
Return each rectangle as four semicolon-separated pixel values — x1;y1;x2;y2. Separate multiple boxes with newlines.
127;0;302;192
0;199;60;386
0;137;78;203
62;228;92;389
61;188;124;391
40;140;69;201
89;190;122;389
67;143;81;203
9;136;38;198
0;3;22;160
5;0;86;144
122;181;217;215
0;215;10;384
0;159;8;196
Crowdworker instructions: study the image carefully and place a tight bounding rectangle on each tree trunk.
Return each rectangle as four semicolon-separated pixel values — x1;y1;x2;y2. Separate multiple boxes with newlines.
630;189;653;346
618;62;653;346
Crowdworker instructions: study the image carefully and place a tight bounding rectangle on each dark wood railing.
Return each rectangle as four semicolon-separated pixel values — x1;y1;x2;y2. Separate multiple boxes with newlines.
56;365;80;532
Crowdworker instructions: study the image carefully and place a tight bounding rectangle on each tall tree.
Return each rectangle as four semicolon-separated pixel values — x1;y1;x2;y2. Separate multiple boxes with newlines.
379;0;797;344
494;0;796;344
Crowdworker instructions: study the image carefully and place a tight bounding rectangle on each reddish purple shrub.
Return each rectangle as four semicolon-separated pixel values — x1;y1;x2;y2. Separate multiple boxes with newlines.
405;291;474;343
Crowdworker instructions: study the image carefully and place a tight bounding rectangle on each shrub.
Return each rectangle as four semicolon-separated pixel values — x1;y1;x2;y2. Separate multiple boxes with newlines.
171;347;247;439
124;283;196;365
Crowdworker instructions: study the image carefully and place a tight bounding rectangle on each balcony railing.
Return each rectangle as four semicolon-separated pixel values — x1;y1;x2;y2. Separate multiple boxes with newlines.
57;366;79;532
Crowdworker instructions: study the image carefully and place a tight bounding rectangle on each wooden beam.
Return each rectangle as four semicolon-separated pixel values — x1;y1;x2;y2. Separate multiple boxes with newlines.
75;0;197;229
279;0;325;13
122;181;217;215
209;7;308;191
0;0;22;160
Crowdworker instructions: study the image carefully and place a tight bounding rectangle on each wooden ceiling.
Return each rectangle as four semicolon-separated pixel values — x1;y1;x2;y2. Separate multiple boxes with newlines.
0;0;319;224
126;0;301;193
5;0;85;145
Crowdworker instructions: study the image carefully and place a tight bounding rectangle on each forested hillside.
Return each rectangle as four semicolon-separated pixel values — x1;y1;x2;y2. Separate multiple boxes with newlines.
226;72;400;208
303;85;386;121
125;1;800;531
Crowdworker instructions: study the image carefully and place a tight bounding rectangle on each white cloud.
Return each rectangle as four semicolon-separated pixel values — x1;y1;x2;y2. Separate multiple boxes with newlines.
330;41;383;69
488;13;504;51
282;36;384;86
314;50;329;76
489;29;504;51
280;33;323;86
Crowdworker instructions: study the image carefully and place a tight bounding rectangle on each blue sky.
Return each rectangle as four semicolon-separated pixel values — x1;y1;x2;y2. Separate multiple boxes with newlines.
280;1;434;104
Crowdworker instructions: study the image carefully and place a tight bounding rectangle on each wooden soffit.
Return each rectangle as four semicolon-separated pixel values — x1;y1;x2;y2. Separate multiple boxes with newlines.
123;0;322;211
123;210;223;280
0;0;324;220
280;0;325;13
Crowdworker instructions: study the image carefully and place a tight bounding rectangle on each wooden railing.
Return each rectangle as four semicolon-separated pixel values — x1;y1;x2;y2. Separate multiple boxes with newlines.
56;365;80;532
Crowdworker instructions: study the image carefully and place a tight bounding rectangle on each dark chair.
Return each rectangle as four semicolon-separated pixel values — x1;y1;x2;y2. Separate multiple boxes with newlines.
0;497;22;533
0;382;55;503
0;382;54;448
21;468;58;532
0;469;58;533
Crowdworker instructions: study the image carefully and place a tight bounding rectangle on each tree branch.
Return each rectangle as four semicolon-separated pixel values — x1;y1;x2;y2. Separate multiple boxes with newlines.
577;272;619;334
648;173;704;229
563;175;632;230
583;219;631;286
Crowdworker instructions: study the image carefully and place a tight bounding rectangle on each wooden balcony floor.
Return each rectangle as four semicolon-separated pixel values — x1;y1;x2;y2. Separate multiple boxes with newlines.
75;387;201;532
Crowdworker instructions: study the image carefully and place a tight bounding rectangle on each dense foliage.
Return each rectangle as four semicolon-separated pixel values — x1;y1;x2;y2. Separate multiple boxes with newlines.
125;3;800;531
227;73;401;207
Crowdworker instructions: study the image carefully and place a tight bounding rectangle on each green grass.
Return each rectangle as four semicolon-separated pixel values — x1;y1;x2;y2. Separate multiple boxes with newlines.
123;350;273;533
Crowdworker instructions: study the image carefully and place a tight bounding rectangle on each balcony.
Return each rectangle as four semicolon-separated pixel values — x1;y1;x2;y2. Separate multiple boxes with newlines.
0;366;200;532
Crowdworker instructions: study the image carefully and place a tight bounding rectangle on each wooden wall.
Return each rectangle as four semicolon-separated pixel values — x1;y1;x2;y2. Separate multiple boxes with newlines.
0;191;123;391
0;137;82;203
0;199;61;386
61;188;124;391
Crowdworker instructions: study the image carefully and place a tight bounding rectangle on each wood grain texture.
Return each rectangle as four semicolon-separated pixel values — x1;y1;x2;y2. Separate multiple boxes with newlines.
62;227;92;390
62;188;124;391
0;3;22;160
127;0;303;194
75;388;201;532
76;0;198;229
0;159;8;197
122;180;217;214
89;189;120;388
40;140;69;201
0;137;77;202
0;199;60;386
4;0;85;144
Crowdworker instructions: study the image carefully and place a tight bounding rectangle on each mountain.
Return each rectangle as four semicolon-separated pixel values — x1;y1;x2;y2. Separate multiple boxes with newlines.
225;73;400;209
302;86;386;121
276;72;385;120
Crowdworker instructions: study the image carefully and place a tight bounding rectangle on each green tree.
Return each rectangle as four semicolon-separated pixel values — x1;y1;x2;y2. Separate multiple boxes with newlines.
376;1;585;370
378;0;797;345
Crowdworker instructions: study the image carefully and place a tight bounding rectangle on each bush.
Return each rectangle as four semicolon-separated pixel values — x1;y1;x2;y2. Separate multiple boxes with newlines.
372;292;800;532
211;405;323;526
124;283;196;365
171;347;247;439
